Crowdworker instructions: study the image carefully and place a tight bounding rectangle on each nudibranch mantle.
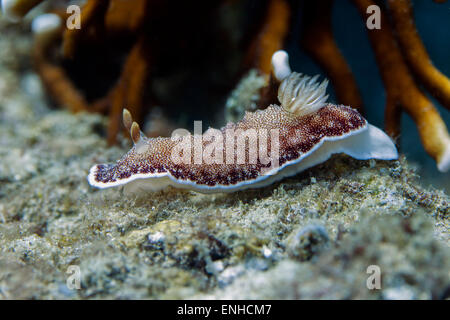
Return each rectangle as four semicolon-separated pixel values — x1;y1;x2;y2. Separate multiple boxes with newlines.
88;54;398;194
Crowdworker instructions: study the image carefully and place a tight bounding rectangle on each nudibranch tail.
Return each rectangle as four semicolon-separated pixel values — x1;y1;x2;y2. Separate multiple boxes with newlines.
336;124;398;161
278;72;329;116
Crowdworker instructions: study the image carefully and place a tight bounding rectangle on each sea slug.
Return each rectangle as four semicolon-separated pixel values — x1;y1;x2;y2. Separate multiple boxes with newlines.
88;52;398;194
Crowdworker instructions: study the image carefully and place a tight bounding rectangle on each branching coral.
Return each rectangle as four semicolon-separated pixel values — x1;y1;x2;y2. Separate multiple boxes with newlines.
388;0;450;111
14;0;236;144
32;12;89;113
62;0;111;60
300;0;364;113
35;0;152;144
2;0;450;172
244;0;290;76
352;0;450;172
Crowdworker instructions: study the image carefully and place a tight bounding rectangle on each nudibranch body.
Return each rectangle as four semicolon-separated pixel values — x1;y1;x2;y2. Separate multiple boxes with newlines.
88;52;398;194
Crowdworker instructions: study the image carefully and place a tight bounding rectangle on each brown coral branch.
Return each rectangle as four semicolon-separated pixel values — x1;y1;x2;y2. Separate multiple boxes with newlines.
34;53;90;113
388;0;450;111
107;35;151;145
36;0;153;143
301;0;364;113
62;0;110;59
245;0;291;75
352;0;450;171
103;0;148;33
33;20;89;113
384;94;402;142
